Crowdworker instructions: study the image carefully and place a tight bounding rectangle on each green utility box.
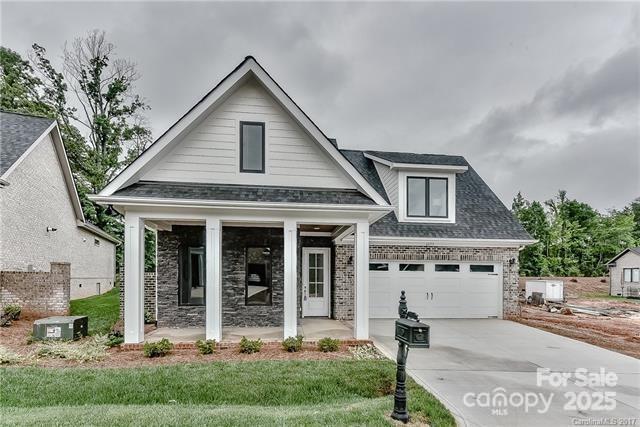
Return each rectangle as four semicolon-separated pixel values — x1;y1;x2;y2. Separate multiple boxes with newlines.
33;316;88;341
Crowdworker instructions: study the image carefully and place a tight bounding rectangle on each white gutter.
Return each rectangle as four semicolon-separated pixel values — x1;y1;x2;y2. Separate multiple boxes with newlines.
340;235;537;248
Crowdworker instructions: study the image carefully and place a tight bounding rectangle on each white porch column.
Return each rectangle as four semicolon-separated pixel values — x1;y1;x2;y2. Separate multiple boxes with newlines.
354;221;370;339
205;217;223;341
283;219;298;339
124;213;145;343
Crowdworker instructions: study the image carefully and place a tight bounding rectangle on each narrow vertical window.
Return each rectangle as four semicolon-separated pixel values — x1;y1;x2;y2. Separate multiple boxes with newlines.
240;121;265;173
246;247;272;305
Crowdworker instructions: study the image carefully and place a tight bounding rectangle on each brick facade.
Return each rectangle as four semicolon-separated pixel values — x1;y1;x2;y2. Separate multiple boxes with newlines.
0;262;70;313
333;244;520;320
118;271;156;321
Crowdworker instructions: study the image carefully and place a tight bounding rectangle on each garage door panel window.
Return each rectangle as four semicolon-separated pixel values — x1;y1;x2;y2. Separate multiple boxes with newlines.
370;263;389;271
399;263;425;272
435;264;460;272
470;265;495;273
406;176;448;218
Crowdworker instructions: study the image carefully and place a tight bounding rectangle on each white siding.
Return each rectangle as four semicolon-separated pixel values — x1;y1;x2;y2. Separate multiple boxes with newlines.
142;78;355;189
374;161;398;210
609;251;640;295
0;135;116;299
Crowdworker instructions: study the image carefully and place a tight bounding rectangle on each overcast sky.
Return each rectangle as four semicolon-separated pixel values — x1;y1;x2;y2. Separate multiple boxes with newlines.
2;1;638;211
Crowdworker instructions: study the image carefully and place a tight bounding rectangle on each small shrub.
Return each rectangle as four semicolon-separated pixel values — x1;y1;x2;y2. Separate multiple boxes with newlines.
106;331;124;348
317;337;340;353
3;304;21;320
196;339;217;355
282;335;303;352
144;310;155;324
0;346;22;365
36;335;109;361
239;336;262;354
143;338;173;358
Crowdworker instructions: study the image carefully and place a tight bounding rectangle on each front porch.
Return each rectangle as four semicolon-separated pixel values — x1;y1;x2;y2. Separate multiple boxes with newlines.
121;207;378;344
145;318;354;343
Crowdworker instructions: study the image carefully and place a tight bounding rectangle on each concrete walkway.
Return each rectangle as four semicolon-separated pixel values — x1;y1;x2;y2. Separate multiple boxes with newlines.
146;318;353;342
371;319;640;427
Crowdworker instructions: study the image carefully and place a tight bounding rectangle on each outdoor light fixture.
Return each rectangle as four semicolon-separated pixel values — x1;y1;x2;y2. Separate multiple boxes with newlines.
46;227;57;232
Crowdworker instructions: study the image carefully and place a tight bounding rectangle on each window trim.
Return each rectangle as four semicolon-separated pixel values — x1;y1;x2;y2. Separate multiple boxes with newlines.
623;267;640;283
406;176;448;219
245;246;273;306
239;121;265;174
398;170;455;224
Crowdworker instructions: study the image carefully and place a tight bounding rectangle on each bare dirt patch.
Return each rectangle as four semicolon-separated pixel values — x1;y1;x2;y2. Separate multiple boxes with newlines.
515;277;640;359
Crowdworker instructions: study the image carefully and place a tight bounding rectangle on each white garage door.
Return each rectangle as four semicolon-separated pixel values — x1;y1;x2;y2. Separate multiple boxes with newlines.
369;261;502;318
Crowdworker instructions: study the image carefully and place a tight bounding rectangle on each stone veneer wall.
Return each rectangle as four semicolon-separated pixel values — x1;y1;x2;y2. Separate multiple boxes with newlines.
0;262;70;313
333;244;520;320
155;225;285;328
118;272;157;321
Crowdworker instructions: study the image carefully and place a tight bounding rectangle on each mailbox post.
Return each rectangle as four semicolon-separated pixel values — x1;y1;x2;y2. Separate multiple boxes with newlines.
391;291;430;423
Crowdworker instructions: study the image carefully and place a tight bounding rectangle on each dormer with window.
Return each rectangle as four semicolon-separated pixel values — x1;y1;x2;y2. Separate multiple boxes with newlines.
364;152;468;224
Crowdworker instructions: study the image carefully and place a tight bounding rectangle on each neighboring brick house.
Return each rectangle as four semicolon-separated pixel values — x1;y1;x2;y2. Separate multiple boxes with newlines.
0;111;118;304
608;248;640;297
92;56;534;344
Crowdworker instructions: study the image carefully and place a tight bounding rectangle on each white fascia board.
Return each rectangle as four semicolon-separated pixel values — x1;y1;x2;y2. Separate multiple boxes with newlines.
340;235;537;248
76;220;120;244
100;57;389;206
89;194;392;214
363;153;468;173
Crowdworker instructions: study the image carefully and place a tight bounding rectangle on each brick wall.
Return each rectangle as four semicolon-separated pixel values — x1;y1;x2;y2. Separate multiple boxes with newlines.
118;271;156;321
333;244;520;320
0;262;70;313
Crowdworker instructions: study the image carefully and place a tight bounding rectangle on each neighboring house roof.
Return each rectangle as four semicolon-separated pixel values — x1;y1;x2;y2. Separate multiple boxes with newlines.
342;149;532;241
608;247;640;265
99;56;389;206
0;111;119;244
364;150;468;167
0;111;55;176
113;181;377;205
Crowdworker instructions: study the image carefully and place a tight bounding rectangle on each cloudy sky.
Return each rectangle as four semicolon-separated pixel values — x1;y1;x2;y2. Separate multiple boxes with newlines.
2;1;638;211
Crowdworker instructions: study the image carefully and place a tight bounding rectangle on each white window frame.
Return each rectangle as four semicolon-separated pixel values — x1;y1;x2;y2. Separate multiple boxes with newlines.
397;170;456;223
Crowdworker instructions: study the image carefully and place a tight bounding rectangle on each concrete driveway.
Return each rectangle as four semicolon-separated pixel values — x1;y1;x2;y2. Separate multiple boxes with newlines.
371;319;640;427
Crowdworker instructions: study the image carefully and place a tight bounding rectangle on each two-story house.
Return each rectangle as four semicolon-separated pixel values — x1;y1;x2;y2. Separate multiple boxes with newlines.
92;56;534;343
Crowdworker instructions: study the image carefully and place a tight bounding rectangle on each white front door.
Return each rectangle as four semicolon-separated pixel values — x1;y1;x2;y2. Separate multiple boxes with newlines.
302;248;331;317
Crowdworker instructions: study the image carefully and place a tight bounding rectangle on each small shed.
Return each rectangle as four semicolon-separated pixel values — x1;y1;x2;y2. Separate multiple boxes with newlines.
608;248;640;297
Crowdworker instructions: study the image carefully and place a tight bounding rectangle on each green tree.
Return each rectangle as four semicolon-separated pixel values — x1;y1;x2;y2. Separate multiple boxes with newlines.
512;192;550;276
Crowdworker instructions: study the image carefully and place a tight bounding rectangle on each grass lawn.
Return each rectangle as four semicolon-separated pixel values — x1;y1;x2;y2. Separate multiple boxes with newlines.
1;360;455;426
69;286;120;335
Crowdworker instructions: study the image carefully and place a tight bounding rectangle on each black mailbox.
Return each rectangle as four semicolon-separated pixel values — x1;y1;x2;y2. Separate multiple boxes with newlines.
395;318;430;348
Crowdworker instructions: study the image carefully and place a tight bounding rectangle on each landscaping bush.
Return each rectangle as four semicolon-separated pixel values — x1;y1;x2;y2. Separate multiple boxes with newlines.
0;346;23;364
144;310;155;324
36;335;109;362
317;337;340;352
143;338;173;358
106;331;124;348
282;335;303;352
239;337;262;354
3;304;21;320
195;339;217;355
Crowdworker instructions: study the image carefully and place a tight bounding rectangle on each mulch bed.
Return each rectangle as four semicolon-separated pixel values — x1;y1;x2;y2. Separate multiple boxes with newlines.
1;315;363;368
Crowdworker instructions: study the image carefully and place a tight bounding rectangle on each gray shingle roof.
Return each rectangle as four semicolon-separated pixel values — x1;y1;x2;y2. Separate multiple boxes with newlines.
340;149;389;203
344;149;532;240
114;181;377;205
365;150;467;167
1;111;55;176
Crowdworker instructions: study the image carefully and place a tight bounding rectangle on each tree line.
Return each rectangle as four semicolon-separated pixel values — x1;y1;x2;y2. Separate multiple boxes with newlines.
0;30;155;270
512;191;639;277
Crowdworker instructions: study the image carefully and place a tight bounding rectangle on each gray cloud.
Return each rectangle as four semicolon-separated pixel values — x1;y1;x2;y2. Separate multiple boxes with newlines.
1;1;638;210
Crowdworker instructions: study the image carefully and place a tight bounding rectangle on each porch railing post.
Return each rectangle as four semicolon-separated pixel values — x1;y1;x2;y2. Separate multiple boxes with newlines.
205;217;223;341
124;213;145;343
283;219;298;339
354;221;370;339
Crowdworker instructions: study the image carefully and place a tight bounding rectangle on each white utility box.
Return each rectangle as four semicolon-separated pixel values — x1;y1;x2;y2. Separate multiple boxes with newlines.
525;280;564;303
